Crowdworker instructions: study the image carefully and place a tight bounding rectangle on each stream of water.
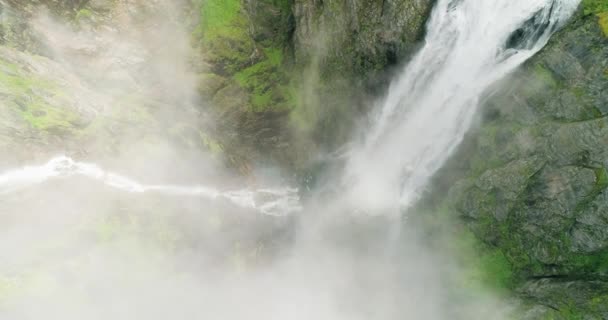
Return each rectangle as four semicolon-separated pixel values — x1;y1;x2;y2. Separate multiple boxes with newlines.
0;156;301;216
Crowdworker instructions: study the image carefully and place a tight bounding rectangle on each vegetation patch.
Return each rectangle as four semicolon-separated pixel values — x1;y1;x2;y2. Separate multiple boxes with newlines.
583;0;608;15
415;204;515;294
195;0;253;74
17;101;78;132
234;47;294;111
453;229;514;292
599;12;608;36
533;64;559;88
75;8;93;21
193;0;296;112
0;58;78;133
583;0;608;36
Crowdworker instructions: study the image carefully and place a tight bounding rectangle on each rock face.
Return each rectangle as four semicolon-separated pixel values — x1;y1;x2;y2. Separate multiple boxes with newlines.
439;6;608;318
193;0;433;170
290;0;433;149
293;0;431;81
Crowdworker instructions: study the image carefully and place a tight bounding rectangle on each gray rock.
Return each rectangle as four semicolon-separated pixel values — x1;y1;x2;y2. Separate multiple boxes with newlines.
571;191;608;254
437;9;608;318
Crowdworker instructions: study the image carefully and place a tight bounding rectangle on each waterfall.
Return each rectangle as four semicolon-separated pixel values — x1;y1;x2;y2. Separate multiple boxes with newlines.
0;0;580;218
342;0;580;213
0;1;580;218
0;1;587;319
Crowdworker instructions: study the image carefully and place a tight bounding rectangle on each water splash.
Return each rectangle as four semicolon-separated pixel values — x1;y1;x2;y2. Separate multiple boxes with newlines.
343;0;580;213
0;156;302;216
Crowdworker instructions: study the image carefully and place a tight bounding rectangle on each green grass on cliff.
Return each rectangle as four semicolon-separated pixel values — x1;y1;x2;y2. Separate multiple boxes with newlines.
18;101;77;132
584;0;608;14
198;0;242;40
195;0;252;74
234;47;295;111
195;0;295;111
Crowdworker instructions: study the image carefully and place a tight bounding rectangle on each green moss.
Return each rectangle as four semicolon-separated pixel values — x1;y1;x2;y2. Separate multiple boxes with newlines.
18;102;77;132
0;59;78;133
416;204;515;293
0;62;54;93
265;47;284;66
75;8;93;21
589;294;608;311
458;234;514;291
583;0;608;15
233;47;294;111
200;132;224;155
584;0;608;36
196;0;253;74
194;0;295;112
555;303;585;320
599;12;608;36
574;167;608;212
534;64;559;88
594;167;608;189
199;0;242;37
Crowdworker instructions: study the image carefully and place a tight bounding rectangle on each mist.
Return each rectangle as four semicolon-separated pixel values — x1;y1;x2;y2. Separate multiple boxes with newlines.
0;0;581;319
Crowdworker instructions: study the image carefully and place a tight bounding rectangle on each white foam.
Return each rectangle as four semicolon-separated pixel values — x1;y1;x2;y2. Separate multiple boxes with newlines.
343;0;580;213
0;156;301;216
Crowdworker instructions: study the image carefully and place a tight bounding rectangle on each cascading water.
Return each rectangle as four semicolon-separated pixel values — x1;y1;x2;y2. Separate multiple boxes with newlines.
0;156;301;216
343;0;580;213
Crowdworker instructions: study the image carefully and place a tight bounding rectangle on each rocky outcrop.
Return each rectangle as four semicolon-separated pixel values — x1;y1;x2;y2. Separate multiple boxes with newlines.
436;5;608;318
290;0;433;149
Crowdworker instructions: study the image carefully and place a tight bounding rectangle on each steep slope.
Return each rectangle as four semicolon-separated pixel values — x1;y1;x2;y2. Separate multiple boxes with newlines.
194;0;433;169
435;4;608;318
291;0;433;150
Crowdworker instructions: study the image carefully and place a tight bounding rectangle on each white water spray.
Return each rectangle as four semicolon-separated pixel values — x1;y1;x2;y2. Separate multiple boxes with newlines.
0;156;301;216
343;0;580;212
